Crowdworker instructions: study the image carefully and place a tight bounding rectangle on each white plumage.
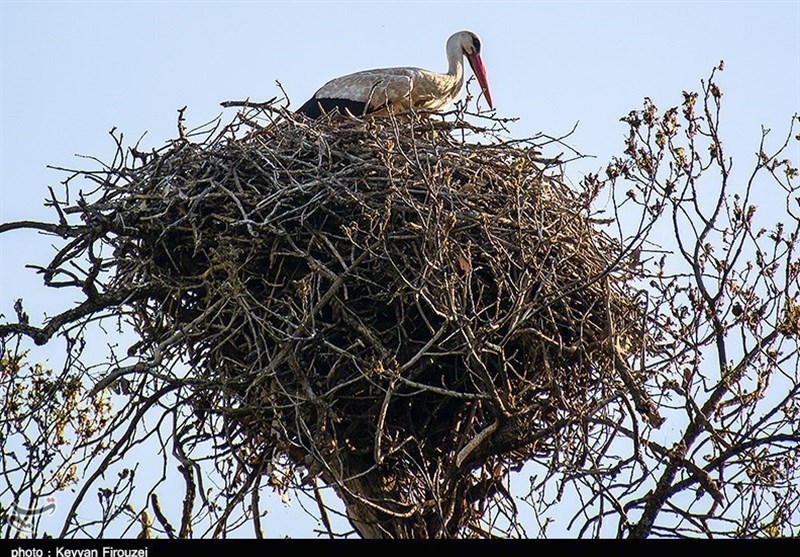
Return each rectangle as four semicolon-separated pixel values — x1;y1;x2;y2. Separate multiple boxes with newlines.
297;31;493;118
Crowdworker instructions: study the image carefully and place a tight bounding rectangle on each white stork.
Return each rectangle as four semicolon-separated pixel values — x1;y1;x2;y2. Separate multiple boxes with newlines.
296;30;493;118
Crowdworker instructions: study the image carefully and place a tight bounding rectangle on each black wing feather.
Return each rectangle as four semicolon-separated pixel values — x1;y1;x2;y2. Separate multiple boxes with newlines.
296;97;371;119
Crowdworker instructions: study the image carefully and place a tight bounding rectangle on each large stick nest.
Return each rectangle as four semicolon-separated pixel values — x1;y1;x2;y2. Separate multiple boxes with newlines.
68;102;657;536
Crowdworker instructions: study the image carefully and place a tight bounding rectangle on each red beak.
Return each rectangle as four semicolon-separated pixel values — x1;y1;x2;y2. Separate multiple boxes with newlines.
467;52;493;109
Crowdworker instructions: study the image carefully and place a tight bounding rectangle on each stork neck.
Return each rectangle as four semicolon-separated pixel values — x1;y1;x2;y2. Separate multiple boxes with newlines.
446;41;465;81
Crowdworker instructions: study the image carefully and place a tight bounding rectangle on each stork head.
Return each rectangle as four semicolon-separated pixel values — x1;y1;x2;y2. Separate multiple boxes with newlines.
454;31;493;109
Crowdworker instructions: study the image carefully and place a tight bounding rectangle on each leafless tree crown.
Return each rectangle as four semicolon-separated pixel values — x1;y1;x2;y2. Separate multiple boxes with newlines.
1;68;798;538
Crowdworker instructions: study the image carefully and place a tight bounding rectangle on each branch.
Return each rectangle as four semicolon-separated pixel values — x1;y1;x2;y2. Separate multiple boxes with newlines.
0;288;148;345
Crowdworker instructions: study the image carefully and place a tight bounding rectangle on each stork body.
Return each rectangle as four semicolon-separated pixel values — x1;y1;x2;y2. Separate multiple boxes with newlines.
297;31;493;118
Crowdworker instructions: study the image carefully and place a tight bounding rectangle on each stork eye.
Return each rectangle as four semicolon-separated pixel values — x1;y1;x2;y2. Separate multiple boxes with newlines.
472;36;481;53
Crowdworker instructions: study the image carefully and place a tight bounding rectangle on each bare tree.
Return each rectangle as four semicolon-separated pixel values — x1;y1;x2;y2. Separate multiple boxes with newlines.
1;67;797;538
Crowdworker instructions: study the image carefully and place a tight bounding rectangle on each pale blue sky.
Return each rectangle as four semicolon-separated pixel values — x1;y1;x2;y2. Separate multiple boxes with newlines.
1;0;799;538
2;0;799;260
